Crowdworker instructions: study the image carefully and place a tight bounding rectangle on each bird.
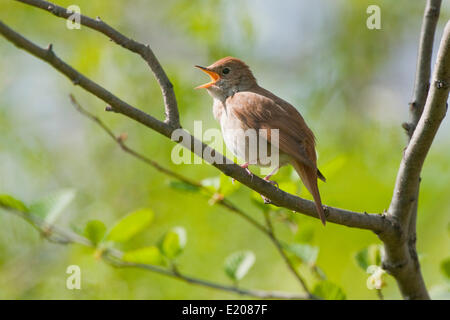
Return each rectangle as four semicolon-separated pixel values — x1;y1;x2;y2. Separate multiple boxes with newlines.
195;57;327;225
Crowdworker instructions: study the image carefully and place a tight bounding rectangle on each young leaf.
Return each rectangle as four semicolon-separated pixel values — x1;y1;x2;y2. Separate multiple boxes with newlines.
123;246;165;266
0;194;28;212
161;226;187;259
106;208;154;243
169;181;200;193
224;251;255;282
283;243;319;266
312;281;346;300
441;258;450;279
84;220;107;246
29;189;76;223
201;176;220;192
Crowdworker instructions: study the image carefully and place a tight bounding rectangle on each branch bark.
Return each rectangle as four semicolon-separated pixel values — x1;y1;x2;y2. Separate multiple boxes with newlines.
404;0;442;136
15;0;181;128
383;16;450;299
2;0;449;300
399;0;441;300
69;94;313;296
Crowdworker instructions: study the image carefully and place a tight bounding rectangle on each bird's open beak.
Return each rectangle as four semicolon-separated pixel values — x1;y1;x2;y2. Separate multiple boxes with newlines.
194;65;220;89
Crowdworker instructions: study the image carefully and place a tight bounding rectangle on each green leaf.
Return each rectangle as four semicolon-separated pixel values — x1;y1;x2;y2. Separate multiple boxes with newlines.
441;258;450;279
29;189;76;223
295;225;315;243
0;194;28;212
312;281;346;300
201;176;220;192
224;250;255;282
84;220;107;246
123;246;165;266
169;181;200;193
161;226;187;259
219;174;240;196
283;243;319;266
106;208;154;243
354;244;383;271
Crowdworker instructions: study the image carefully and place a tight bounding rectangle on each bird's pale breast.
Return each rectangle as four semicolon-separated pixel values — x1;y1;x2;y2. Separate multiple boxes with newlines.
213;98;286;168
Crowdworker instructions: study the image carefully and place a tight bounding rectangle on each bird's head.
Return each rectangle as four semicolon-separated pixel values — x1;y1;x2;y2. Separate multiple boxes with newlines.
195;57;257;100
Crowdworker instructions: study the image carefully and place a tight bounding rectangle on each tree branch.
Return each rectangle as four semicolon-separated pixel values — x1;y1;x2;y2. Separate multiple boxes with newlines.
383;19;450;299
401;0;441;300
2;207;310;300
0;18;389;233
69;94;314;297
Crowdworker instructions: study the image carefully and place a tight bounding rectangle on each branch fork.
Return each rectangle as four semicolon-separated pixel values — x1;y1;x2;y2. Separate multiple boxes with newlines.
1;0;449;299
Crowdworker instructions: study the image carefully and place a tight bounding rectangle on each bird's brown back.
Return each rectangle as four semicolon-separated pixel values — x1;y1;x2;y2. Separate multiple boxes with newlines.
226;85;318;170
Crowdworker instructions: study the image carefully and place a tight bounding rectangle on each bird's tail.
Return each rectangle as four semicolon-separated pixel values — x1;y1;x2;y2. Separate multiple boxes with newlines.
292;160;326;226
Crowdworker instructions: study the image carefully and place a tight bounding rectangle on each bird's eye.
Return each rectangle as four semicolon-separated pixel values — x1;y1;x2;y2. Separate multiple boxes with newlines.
222;67;230;75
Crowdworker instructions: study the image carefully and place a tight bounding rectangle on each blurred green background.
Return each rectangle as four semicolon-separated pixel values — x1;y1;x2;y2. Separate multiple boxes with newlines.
0;0;449;299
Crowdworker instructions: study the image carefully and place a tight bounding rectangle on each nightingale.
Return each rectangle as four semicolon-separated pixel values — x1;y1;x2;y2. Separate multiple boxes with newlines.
195;57;327;225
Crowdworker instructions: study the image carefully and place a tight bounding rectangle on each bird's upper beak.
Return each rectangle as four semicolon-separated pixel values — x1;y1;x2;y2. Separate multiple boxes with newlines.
195;65;220;89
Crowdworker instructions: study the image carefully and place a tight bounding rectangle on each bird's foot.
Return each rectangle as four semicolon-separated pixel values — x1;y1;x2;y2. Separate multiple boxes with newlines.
261;194;272;204
232;162;253;184
263;176;279;188
261;176;279;204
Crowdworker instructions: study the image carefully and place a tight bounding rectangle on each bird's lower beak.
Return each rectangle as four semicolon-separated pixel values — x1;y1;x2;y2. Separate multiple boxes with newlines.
195;65;220;89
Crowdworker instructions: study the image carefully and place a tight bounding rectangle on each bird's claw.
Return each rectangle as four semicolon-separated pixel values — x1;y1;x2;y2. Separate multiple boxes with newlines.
260;178;278;204
232;163;253;184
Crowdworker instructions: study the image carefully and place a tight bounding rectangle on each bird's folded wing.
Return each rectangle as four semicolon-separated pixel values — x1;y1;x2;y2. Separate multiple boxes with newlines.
227;89;317;170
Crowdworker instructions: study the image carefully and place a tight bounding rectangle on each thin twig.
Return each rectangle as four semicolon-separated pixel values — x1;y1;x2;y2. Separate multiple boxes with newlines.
400;0;442;301
376;289;384;300
384;19;450;299
263;211;311;297
69;94;313;295
15;0;180;128
2;206;310;300
405;0;442;137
